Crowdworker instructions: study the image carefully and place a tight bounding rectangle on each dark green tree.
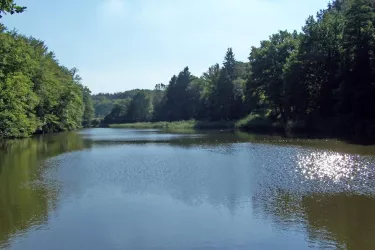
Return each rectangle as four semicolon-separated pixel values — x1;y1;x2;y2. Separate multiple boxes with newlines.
103;102;129;124
161;68;192;121
0;0;26;18
223;48;237;81
126;91;152;122
247;31;298;121
339;0;375;136
82;86;95;127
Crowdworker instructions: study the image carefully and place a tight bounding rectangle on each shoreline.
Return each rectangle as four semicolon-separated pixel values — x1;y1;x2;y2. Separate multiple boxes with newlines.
104;120;375;145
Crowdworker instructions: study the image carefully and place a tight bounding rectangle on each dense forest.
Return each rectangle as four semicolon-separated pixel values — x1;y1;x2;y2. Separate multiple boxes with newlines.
96;0;375;139
0;1;94;139
92;89;155;119
2;0;375;139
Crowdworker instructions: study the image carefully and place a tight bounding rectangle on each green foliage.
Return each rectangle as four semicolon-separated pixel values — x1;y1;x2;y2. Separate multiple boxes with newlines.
235;109;282;132
102;54;248;125
102;101;129;124
0;73;38;138
247;30;299;121
102;0;375;139
243;0;375;138
0;0;26;18
212;69;234;120
126;91;152;122
223;48;237;80
93;89;154;118
93;97;115;118
203;50;246;121
102;90;154;124
109;120;235;130
109;120;197;129
82;86;95;127
338;0;375;136
2;0;373;140
161;67;192;121
0;27;93;138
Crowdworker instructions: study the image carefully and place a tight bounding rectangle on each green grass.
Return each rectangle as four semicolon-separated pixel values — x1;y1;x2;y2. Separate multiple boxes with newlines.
110;120;194;129
107;109;287;132
108;120;236;130
235;109;283;132
107;109;288;132
108;118;280;133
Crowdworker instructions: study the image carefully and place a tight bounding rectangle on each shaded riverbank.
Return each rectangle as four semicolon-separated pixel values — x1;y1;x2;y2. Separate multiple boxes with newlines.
108;120;235;130
105;116;375;145
106;114;283;133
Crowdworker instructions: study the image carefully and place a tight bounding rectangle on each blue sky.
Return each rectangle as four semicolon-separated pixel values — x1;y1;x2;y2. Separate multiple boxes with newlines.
3;0;330;94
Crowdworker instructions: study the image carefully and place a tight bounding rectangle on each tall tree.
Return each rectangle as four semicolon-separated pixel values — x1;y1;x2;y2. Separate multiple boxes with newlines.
247;31;298;120
97;0;375;139
223;48;237;81
201;64;221;119
339;0;375;136
82;86;95;127
215;69;235;120
127;91;152;122
162;68;192;121
103;103;129;124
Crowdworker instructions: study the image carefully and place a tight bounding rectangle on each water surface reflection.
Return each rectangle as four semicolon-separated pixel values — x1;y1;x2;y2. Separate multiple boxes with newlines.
0;133;92;248
1;129;375;249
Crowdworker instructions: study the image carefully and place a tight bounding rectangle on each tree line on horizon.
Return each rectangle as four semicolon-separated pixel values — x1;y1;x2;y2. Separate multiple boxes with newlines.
2;0;375;139
95;0;375;138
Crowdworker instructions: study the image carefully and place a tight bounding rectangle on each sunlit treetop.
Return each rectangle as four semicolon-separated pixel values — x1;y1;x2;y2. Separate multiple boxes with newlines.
0;0;26;18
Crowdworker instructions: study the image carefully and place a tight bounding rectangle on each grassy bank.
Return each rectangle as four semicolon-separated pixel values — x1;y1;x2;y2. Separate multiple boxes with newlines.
108;120;236;130
107;111;282;132
102;112;375;144
235;112;283;132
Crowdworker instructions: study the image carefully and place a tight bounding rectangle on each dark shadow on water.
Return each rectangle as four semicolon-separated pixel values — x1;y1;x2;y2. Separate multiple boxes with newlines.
253;189;375;250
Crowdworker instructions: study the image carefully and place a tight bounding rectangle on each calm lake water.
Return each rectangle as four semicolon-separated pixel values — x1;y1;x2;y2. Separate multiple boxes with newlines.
1;128;375;250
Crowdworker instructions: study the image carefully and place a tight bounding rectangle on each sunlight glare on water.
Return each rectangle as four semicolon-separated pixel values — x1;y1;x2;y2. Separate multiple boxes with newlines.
296;150;375;193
